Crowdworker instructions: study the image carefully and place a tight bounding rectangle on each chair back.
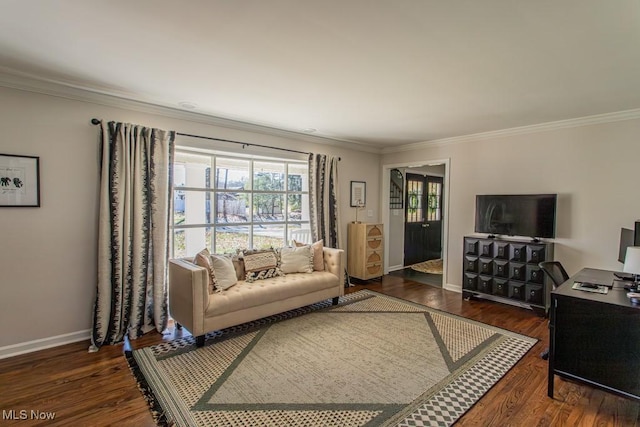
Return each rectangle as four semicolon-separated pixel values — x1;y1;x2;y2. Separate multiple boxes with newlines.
538;261;570;289
289;228;312;245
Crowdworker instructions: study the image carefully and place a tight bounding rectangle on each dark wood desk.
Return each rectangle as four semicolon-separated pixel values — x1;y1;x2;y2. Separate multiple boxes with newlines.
549;268;640;401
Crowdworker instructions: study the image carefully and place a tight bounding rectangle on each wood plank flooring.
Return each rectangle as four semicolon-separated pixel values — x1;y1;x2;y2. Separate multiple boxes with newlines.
1;274;638;426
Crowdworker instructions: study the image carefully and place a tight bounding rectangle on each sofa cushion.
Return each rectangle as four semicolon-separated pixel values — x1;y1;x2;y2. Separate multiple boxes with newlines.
205;272;339;317
295;239;325;271
279;245;313;274
242;249;283;282
210;254;237;292
194;248;216;293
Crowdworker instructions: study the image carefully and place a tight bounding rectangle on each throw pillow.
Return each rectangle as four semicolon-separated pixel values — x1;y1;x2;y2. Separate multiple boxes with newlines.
242;249;283;282
210;254;237;292
279;245;314;274
295;239;325;271
194;248;216;293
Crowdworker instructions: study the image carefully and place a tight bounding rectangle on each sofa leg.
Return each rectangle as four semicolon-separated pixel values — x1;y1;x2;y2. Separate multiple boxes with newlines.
195;335;205;347
332;296;340;305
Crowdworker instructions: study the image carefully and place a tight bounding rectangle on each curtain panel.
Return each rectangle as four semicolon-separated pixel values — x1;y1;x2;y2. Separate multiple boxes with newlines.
91;121;175;350
308;154;342;249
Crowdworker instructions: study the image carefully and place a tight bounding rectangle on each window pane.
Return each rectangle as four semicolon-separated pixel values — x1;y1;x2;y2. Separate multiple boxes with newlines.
174;152;211;188
287;194;309;221
254;161;285;191
215;225;249;254
215;192;250;223
288;163;308;192
253;224;285;249
174;190;213;225
172;227;211;258
215;157;250;190
253;193;285;222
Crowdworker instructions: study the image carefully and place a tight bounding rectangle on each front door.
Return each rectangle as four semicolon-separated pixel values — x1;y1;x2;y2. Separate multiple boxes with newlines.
404;173;443;266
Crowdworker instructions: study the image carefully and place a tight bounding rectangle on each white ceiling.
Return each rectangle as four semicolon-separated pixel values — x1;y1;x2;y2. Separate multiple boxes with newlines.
1;0;639;149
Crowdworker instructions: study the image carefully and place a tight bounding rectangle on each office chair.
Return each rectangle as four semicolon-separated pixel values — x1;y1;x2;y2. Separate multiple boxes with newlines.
538;261;570;360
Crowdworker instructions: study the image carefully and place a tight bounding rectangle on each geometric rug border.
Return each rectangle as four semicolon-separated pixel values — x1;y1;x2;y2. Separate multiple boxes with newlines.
127;289;538;427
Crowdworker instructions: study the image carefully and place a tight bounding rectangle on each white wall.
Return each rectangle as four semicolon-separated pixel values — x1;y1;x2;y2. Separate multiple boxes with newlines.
382;117;640;287
0;86;380;351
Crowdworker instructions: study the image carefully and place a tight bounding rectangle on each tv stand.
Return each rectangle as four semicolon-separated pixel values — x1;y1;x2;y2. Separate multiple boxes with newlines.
463;235;555;315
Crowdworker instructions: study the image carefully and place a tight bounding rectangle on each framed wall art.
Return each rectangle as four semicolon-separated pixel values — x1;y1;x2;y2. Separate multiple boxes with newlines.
0;154;40;207
350;181;366;207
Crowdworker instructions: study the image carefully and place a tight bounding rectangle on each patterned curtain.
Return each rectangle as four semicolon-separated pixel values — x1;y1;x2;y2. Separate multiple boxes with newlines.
90;121;175;350
308;154;342;249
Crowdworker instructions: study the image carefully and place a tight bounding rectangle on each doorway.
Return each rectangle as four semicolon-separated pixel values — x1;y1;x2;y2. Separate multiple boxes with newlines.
381;159;450;290
404;173;443;266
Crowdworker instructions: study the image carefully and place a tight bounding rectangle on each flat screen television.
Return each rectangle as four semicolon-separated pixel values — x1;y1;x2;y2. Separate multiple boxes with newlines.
475;194;557;239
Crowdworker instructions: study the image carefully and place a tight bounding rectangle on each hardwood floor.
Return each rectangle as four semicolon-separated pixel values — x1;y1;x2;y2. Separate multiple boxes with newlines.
1;275;638;426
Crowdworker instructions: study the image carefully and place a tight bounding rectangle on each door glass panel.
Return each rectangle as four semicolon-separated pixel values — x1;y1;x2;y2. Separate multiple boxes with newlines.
406;179;423;223
427;182;442;221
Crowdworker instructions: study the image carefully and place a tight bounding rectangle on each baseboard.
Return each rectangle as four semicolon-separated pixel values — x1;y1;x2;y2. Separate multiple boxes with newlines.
0;329;91;360
387;264;405;272
444;283;462;293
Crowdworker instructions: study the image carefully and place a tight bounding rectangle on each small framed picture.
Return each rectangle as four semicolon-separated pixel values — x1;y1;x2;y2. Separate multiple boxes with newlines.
0;154;40;207
350;181;366;207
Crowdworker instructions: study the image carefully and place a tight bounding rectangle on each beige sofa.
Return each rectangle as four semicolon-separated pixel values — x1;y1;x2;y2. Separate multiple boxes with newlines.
169;247;345;346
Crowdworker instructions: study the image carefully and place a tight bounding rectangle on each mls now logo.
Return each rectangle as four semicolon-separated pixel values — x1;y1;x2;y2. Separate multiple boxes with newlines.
2;410;55;420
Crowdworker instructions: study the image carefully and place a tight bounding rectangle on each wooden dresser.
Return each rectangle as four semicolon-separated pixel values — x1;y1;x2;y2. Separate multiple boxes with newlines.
347;222;384;281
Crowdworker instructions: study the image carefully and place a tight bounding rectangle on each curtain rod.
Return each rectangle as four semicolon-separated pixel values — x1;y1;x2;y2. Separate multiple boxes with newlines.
91;118;340;160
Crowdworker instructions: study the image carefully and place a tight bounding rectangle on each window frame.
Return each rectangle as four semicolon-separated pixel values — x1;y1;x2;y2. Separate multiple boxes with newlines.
171;148;310;257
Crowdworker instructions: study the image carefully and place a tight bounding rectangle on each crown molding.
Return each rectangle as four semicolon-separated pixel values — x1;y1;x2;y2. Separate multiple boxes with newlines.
383;108;640;154
0;67;381;154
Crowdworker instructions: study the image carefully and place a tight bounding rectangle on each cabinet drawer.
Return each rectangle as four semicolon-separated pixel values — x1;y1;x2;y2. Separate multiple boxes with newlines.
509;282;525;300
366;238;383;250
526;284;544;305
464;256;479;272
479;258;493;275
510;244;526;262
493;279;509;297
478;276;493;293
495;242;510;259
527;265;544;284
465;239;479;255
510;262;526;281
527;245;546;264
366;264;383;277
366;251;382;264
494;260;509;278
463;273;478;291
480;240;494;257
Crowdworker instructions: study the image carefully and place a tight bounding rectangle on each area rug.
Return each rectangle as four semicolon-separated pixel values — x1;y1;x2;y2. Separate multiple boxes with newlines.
127;290;536;427
410;259;443;275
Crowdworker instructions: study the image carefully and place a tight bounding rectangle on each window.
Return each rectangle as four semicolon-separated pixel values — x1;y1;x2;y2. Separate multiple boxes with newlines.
172;150;309;257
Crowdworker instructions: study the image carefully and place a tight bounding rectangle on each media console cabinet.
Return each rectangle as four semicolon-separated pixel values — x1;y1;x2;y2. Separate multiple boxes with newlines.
462;235;555;315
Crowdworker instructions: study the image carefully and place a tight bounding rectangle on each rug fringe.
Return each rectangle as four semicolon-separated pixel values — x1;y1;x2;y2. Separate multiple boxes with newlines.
125;350;172;427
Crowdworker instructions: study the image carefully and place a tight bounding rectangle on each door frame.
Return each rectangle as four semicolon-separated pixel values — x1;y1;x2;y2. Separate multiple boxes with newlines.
381;158;452;291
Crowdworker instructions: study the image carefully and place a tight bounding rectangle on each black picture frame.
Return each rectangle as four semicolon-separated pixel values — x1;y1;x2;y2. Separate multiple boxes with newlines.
0;154;40;207
350;181;366;207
